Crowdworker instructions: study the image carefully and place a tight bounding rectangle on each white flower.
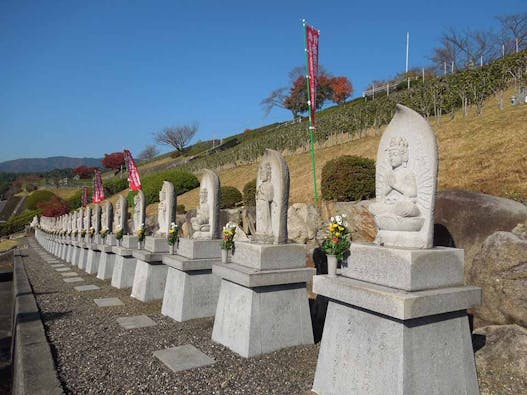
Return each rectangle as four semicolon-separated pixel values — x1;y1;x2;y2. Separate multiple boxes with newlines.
335;215;343;225
330;217;335;222
342;213;347;218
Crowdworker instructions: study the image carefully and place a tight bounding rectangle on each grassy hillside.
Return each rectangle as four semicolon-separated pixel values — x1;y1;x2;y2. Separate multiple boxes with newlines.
175;87;527;209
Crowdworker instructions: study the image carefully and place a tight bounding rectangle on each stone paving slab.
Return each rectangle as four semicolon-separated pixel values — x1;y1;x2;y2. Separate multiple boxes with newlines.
51;264;66;268
61;272;79;277
64;277;84;283
94;297;124;307
116;315;156;329
74;285;100;292
55;268;71;272
153;345;215;373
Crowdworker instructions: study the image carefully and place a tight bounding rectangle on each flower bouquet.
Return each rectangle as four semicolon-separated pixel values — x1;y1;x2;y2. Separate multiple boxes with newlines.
137;223;145;248
167;222;179;254
115;227;124;245
100;227;109;240
321;214;351;276
220;222;237;263
88;226;95;239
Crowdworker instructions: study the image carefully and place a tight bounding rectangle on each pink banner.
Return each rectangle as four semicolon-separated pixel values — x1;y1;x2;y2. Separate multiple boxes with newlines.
124;149;142;191
93;170;105;204
306;23;319;126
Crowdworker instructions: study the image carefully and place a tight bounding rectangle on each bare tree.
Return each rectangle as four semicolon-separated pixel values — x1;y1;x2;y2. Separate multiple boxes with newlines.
260;87;289;116
154;123;198;152
497;13;527;54
431;28;500;72
138;144;159;161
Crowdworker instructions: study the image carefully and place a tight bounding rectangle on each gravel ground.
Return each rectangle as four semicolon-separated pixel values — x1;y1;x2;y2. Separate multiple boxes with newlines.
23;237;319;394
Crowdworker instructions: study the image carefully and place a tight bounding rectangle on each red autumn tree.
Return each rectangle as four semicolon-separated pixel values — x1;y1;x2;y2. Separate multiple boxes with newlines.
74;166;98;179
102;152;125;170
329;76;354;104
37;196;70;217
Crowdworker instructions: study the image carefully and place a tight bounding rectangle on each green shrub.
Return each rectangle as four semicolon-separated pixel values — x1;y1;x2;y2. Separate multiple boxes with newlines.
142;170;199;205
104;178;129;196
220;186;242;209
0;209;40;237
242;178;257;207
321;155;375;201
67;188;92;210
25;190;57;210
176;204;186;214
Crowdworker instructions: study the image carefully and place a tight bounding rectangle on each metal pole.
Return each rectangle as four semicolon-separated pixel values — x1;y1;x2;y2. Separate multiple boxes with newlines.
451;61;454;73
422;68;424;83
406;32;410;89
516;38;519;53
480;56;483;67
444;62;447;75
302;19;319;202
502;44;505;57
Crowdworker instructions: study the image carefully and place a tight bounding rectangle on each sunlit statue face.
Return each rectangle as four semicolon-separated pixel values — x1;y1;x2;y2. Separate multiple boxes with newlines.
389;148;403;168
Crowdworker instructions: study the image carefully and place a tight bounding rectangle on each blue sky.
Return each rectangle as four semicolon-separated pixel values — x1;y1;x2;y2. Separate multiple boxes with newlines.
0;0;525;162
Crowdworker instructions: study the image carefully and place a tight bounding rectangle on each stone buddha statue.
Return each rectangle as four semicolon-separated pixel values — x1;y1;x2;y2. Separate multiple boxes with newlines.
369;136;424;232
191;187;210;233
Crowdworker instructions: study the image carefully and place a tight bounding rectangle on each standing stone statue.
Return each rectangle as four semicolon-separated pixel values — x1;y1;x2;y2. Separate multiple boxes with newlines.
77;208;83;231
101;201;113;231
91;205;101;233
132;190;146;233
368;104;438;248
254;149;289;244
83;206;92;230
191;169;221;240
113;195;128;234
156;181;176;236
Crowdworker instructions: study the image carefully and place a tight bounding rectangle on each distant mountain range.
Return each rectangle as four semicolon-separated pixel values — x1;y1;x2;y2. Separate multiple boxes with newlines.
0;156;102;173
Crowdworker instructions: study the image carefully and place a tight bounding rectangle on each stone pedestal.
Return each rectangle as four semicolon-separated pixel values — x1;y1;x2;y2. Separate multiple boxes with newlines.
161;244;221;321
312;245;481;395
145;236;169;253
212;241;314;358
85;244;100;274
130;250;167;302
78;244;89;270
97;245;116;280
111;246;137;289
176;238;221;259
130;250;168;302
122;235;139;249
71;244;80;266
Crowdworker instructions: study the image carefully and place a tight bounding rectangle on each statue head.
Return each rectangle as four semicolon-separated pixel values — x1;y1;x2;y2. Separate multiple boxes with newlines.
388;136;409;169
259;162;272;182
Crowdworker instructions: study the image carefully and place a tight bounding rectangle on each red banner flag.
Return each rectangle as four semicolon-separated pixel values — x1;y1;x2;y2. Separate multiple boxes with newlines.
82;186;89;208
306;23;320;126
124;149;142;191
93;170;105;204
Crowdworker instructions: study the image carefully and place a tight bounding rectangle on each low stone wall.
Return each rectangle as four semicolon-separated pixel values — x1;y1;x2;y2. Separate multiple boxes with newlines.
11;251;63;394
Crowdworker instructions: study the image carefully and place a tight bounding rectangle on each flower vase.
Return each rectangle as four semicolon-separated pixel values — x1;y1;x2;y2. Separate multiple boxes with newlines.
327;254;338;277
221;249;228;264
117;239;121;247
138;241;143;250
169;244;175;255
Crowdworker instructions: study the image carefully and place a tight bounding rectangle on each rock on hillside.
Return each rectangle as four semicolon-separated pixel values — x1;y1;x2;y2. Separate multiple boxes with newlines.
434;189;527;275
468;230;527;328
474;324;527;394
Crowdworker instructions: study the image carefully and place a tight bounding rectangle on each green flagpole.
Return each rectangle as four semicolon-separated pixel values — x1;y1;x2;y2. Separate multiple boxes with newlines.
303;19;319;202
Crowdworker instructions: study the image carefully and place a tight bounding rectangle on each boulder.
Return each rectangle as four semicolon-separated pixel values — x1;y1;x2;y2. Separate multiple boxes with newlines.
467;231;527;328
287;203;320;245
434;190;527;275
474;325;527;394
318;200;376;243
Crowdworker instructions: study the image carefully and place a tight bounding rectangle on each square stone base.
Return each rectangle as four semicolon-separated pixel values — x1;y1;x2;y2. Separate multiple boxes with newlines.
145;236;169;253
212;279;314;358
111;255;137;289
161;267;221;321
343;243;464;291
176;238;220;259
232;241;306;270
312;300;479;395
85;249;100;274
97;251;115;280
78;248;88;270
122;235;139;249
131;260;168;302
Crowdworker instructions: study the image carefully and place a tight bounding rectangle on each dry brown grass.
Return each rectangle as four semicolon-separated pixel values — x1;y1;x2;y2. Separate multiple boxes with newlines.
110;89;525;212
177;90;527;207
